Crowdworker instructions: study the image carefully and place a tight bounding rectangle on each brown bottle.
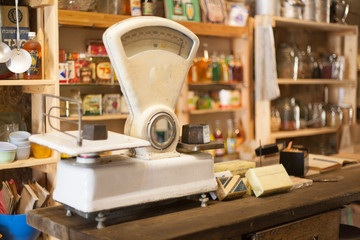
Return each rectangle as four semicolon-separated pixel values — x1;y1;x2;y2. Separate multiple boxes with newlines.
196;43;212;82
23;32;42;79
233;56;243;82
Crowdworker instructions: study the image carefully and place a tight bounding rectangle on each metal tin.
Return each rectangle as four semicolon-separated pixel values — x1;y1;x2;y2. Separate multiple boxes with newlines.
316;0;330;23
303;0;316;21
282;1;304;20
255;0;280;16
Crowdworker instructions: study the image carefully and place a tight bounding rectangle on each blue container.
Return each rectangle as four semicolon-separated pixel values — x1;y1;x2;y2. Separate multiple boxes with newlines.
0;214;40;240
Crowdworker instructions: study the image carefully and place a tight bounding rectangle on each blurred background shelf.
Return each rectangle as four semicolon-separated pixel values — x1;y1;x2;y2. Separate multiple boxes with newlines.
270;127;338;139
58;10;248;37
63;114;128;121
189;107;244;115
277;79;356;86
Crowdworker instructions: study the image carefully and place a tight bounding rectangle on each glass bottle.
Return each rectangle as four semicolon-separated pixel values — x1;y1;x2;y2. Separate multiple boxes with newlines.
233;55;243;82
196;43;212;82
79;53;92;83
173;0;183;15
212;52;220;82
234;119;245;150
122;0;131;15
277;43;296;80
66;0;78;10
141;0;153;16
326;105;343;127
275;97;300;130
23;32;42;80
214;120;225;157
226;119;237;155
271;106;281;132
219;53;229;82
187;58;198;83
227;55;235;82
307;103;326;128
293;45;302;80
312;58;322;78
301;45;314;79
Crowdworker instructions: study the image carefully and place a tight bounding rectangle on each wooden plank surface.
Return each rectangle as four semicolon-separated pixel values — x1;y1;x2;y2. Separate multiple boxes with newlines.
28;164;360;240
58;10;247;38
249;210;340;240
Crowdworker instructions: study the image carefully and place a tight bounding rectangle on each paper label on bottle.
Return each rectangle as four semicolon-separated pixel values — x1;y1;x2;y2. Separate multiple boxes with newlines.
131;0;142;16
27;49;40;74
142;2;153;15
226;138;237;154
96;62;111;80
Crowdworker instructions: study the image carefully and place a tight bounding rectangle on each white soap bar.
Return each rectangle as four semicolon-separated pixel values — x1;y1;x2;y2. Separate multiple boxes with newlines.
245;164;293;197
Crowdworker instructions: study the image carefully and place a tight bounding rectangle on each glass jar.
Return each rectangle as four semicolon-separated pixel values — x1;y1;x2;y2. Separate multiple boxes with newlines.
275;97;300;131
277;44;300;80
340;104;353;125
96;0;118;14
271;106;281;132
320;53;336;79
326;105;343;127
299;102;309;129
308;103;326;128
300;45;314;79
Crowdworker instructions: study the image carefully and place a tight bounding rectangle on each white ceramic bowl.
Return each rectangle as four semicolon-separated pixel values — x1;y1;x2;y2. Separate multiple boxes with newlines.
10;139;30;147
9;131;31;142
0;142;17;164
15;145;31;160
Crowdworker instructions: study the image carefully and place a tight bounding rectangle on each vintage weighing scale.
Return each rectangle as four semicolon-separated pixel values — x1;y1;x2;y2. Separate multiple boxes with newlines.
30;17;219;227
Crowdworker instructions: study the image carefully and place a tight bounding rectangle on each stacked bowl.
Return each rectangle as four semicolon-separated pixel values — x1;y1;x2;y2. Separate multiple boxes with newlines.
9;131;31;160
0;142;17;164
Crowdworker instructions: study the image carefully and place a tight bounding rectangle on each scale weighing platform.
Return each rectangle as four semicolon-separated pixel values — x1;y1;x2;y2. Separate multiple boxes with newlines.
30;16;218;227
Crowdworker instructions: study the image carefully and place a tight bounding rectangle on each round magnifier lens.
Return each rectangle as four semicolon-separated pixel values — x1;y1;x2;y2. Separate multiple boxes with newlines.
147;112;176;150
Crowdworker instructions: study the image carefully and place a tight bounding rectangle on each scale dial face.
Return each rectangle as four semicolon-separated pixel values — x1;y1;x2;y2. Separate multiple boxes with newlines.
121;26;194;59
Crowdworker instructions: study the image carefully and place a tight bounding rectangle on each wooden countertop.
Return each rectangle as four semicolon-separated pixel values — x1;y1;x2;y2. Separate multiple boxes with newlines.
27;164;360;240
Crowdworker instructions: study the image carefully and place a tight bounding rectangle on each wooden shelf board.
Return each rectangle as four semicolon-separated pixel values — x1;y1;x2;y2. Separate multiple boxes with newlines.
272;16;357;34
0;79;56;86
188;81;246;91
58;10;248;37
28;0;54;8
64;114;128;121
190;107;243;115
277;78;356;86
271;127;338;139
0;157;58;170
60;82;119;87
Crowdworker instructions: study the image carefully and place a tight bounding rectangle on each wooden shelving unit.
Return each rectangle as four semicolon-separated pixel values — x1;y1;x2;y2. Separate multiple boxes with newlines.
0;1;59;184
255;16;358;145
58;10;254;140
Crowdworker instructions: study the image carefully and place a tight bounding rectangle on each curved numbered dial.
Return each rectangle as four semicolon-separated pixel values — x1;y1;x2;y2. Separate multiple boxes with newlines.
121;26;193;59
